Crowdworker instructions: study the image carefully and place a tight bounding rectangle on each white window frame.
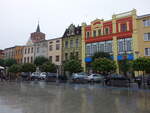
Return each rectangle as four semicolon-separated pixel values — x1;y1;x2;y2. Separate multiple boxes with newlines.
143;19;150;27
145;48;150;56
144;33;150;41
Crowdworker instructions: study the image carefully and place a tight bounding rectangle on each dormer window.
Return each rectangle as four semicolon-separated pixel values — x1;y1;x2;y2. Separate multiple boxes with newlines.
86;32;90;39
98;29;101;36
93;30;97;37
121;24;127;32
105;28;109;35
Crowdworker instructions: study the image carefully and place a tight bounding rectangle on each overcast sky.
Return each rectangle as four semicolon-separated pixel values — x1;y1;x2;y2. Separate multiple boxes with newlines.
0;0;150;49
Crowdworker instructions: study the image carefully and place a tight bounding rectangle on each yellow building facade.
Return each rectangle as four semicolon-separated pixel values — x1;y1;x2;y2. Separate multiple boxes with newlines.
135;14;150;58
81;9;150;74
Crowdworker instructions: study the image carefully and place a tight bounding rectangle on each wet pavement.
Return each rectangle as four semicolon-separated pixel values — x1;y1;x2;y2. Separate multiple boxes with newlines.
0;81;150;113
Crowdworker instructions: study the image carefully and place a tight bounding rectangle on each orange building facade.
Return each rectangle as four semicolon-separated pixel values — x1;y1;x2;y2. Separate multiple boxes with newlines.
14;46;24;64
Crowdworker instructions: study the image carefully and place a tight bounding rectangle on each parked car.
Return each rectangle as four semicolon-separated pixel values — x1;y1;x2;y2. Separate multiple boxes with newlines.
30;72;40;80
86;74;104;83
71;72;88;83
105;74;130;87
39;72;47;80
21;72;30;81
147;76;150;86
45;73;57;82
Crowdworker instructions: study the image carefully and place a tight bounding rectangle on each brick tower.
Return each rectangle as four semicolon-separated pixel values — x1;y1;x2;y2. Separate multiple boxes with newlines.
30;23;45;43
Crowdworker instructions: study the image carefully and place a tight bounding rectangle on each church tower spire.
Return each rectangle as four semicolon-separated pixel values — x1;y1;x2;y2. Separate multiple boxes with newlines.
36;21;40;32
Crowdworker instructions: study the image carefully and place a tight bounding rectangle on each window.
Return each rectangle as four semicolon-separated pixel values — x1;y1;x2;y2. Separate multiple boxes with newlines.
27;57;29;63
70;40;73;48
98;29;101;36
121;24;127;32
105;28;109;35
49;41;53;44
93;30;96;37
126;38;132;51
56;56;59;62
31;57;33;63
143;19;150;27
86;44;91;56
145;48;150;56
31;47;33;53
65;53;68;60
37;47;39;53
25;48;27;54
49;45;53;51
56;44;60;50
86;32;90;39
56;40;60;43
92;43;97;55
105;41;112;53
118;39;124;53
28;48;30;54
76;39;79;47
24;57;26;63
99;42;105;52
65;41;68;48
49;56;52;62
118;38;132;53
144;33;150;41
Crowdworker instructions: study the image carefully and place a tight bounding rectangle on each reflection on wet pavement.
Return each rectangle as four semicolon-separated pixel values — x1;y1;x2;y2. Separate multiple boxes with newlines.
0;82;150;113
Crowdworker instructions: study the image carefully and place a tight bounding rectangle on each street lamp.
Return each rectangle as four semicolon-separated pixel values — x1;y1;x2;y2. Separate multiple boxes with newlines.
122;38;128;77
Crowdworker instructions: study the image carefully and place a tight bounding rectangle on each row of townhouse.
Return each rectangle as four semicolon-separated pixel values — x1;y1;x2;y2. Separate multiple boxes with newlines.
2;9;150;74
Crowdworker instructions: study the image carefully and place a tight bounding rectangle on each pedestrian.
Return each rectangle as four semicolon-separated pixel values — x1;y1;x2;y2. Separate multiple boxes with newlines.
137;79;142;88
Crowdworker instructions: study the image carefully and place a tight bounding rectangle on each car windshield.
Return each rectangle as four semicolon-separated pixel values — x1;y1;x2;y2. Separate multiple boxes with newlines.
41;72;46;75
78;72;87;76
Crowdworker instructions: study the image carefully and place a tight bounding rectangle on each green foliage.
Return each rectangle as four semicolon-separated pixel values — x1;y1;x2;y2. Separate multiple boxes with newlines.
119;59;132;76
64;59;83;74
92;58;116;74
132;57;150;73
4;58;17;67
92;52;111;61
21;63;36;72
40;62;57;73
34;56;48;66
8;64;22;73
0;59;4;66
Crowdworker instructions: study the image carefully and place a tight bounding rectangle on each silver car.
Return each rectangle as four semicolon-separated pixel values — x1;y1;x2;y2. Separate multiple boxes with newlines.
71;72;88;83
87;74;104;82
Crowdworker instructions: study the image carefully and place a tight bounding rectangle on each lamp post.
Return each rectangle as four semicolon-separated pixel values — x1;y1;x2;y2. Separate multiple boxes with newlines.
122;38;128;77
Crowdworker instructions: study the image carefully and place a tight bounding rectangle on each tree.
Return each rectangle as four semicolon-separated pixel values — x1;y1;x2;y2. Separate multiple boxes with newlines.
92;52;111;61
119;59;132;76
132;57;150;74
21;63;36;72
145;58;150;74
0;59;4;66
4;58;17;67
34;56;48;66
8;64;22;79
8;64;22;73
92;58;116;75
63;59;83;75
40;62;57;73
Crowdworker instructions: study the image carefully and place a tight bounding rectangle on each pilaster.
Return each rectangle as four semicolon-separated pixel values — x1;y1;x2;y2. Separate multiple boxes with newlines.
81;23;86;72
